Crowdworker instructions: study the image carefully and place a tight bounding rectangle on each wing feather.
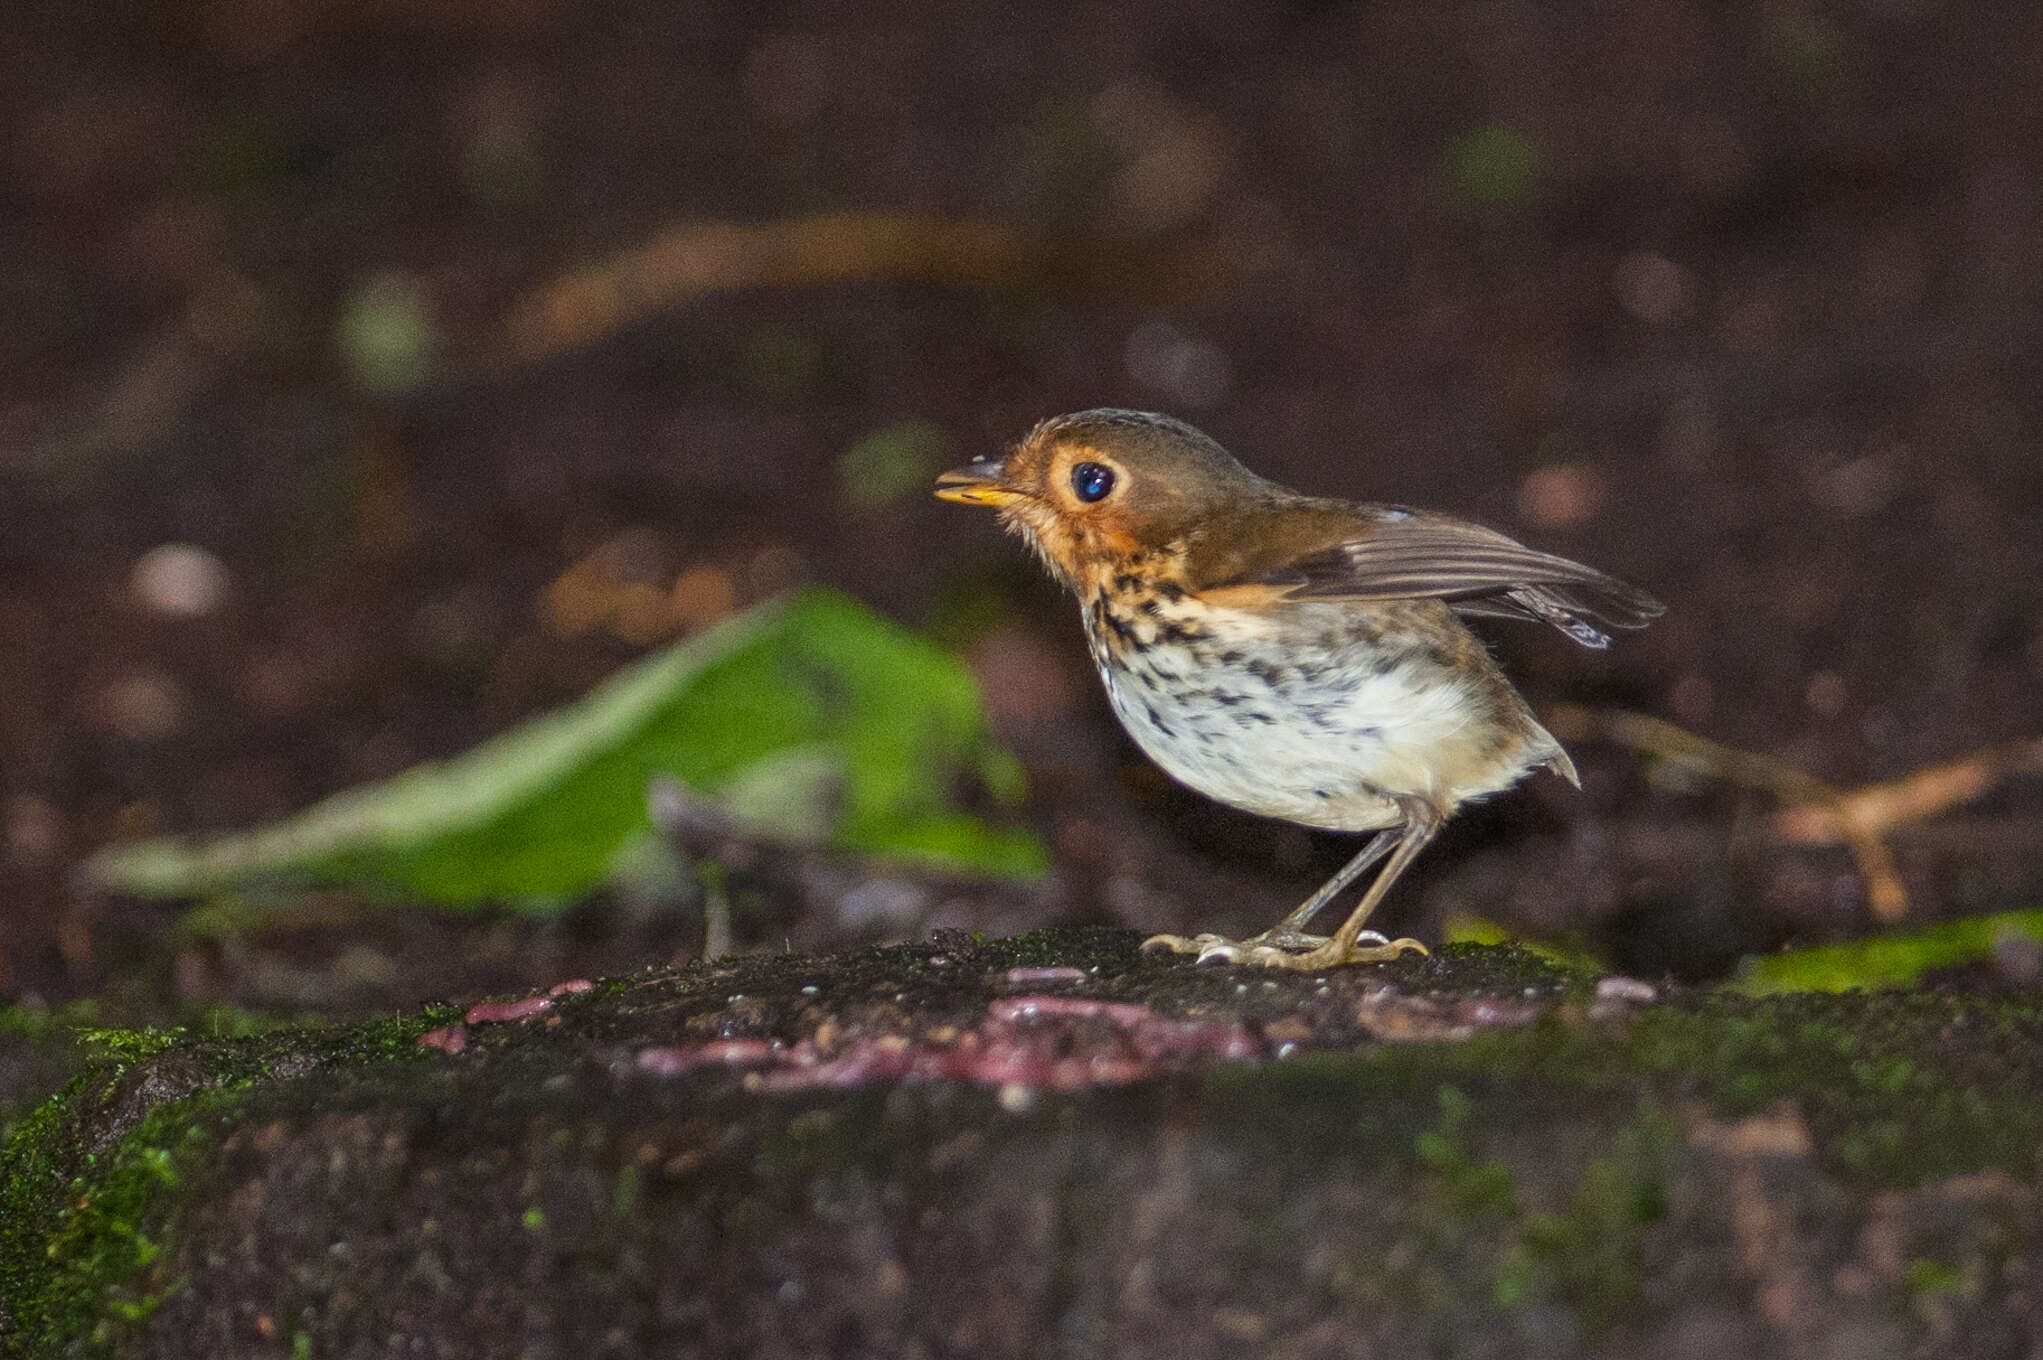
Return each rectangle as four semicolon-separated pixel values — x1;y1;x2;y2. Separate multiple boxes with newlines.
1219;512;1664;649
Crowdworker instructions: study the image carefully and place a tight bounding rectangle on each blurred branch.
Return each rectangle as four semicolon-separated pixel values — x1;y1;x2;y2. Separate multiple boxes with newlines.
1770;736;2043;843
43;323;221;482
495;211;1238;369
1544;705;1986;924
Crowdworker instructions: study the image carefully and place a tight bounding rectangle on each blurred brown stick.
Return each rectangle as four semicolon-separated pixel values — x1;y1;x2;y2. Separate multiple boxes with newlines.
496;212;1237;368
1541;708;2043;923
1770;737;2043;842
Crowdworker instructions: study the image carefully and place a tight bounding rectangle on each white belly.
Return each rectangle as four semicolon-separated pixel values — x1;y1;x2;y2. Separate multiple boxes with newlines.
1087;600;1544;831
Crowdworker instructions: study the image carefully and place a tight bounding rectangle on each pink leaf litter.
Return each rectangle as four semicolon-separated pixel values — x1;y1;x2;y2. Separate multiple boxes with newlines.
415;1025;469;1054
464;996;554;1025
633;993;1264;1094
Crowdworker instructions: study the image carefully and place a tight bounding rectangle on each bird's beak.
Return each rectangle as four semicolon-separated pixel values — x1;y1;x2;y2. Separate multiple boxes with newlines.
934;457;1022;507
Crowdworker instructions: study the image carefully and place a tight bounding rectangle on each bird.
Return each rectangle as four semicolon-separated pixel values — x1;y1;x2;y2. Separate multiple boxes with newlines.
935;408;1663;970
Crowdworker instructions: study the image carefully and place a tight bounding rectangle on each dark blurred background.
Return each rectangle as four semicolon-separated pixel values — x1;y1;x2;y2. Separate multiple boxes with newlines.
3;0;2041;1008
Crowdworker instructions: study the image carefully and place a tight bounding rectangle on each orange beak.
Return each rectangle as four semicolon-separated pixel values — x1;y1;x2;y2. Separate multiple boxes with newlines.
934;457;1023;507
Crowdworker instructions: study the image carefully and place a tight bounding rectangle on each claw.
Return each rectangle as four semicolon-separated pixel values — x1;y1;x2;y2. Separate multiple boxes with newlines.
1305;936;1429;968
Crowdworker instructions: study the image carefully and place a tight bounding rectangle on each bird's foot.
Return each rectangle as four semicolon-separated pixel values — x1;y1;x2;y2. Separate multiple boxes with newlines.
1140;930;1429;970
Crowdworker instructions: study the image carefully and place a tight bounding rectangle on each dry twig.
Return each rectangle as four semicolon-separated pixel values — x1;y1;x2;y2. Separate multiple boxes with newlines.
497;212;1236;368
1541;707;2041;922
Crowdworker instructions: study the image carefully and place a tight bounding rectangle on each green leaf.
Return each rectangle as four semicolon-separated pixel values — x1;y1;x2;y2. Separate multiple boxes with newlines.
336;270;437;395
81;588;1045;909
1443;125;1542;208
1734;910;2043;995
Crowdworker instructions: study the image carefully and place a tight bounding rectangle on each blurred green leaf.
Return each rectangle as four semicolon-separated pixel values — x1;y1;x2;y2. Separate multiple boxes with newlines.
1734;910;2043;995
82;588;1045;909
1442;914;1602;973
1444;125;1542;208
837;419;953;509
337;270;438;394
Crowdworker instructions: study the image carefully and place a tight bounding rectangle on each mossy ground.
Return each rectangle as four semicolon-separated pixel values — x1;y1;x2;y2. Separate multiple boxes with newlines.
3;931;2039;1357
0;1004;458;1355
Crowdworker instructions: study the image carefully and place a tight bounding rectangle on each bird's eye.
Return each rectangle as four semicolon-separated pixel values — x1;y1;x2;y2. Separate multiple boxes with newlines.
1070;462;1116;503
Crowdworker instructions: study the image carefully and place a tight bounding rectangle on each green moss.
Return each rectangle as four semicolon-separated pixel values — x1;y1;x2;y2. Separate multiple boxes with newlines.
1206;980;2043;1192
1442;918;1605;978
70;1027;184;1065
0;1004;458;1355
7;934;2043;1352
0;1084;244;1352
1903;1256;1964;1299
0;1002;101;1043
1488;1113;1673;1328
1431;941;1596;993
1;1009;91;1136
1414;1086;1519;1223
1627;990;2043;1186
1736;910;2043;994
1316;1078;1671;1338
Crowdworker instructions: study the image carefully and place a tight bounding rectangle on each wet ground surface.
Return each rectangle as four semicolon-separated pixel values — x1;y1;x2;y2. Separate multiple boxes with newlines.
1;1;2041;1010
9;929;2043;1358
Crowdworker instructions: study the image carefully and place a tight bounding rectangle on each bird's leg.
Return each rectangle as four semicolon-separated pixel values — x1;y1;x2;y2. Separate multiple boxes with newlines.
1244;829;1399;948
1140;820;1432;967
1276;798;1440;970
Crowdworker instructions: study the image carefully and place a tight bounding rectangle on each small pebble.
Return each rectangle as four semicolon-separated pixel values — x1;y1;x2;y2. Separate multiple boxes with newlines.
988;996;1152;1025
1594;976;1658;1004
1001;965;1087;984
465;996;553;1025
635;1039;779;1075
130;543;232;617
997;1082;1036;1113
95;669;189;741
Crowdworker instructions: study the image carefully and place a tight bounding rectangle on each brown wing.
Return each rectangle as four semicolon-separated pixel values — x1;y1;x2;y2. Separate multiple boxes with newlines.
1204;506;1664;649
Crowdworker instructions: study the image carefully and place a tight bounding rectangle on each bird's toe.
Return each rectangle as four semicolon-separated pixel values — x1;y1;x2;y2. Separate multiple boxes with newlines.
1338;937;1431;965
1194;938;1249;965
1140;932;1234;957
1144;929;1430;970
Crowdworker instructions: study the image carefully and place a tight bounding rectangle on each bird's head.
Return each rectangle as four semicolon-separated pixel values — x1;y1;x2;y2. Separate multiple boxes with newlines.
934;409;1269;586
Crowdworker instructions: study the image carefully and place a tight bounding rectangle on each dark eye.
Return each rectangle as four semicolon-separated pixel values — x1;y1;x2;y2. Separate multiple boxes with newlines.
1070;462;1116;503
